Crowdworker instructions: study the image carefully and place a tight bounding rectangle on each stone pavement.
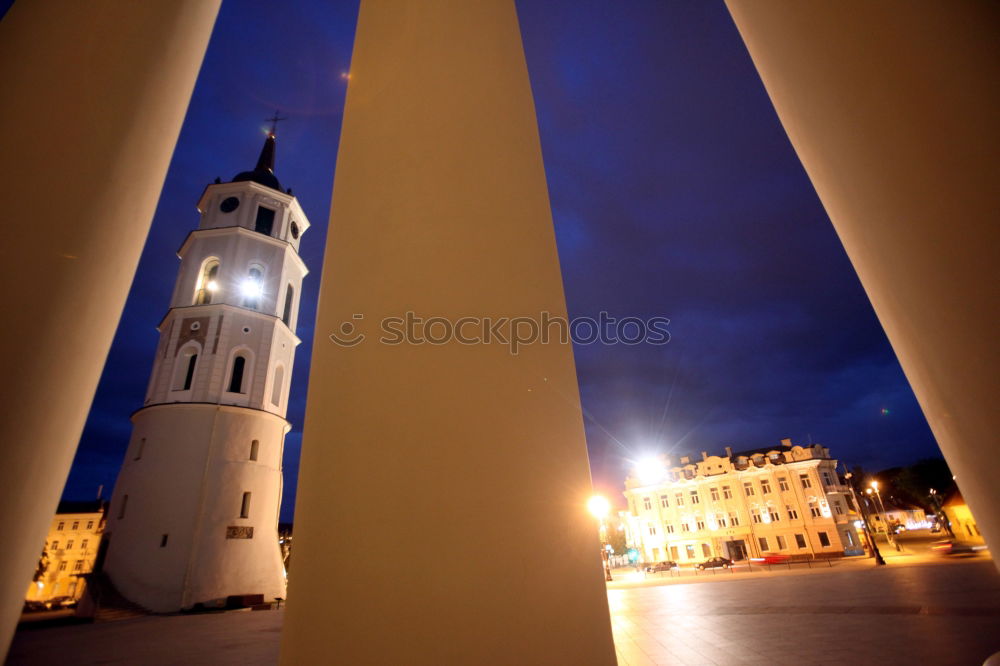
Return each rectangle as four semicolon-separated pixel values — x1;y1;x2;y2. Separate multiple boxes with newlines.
7;560;1000;665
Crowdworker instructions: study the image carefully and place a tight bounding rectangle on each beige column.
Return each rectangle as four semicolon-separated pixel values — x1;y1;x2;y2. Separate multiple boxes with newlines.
0;1;219;655
725;3;999;553
281;1;616;663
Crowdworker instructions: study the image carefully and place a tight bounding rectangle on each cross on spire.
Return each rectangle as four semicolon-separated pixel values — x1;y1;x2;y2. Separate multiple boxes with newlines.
265;110;288;137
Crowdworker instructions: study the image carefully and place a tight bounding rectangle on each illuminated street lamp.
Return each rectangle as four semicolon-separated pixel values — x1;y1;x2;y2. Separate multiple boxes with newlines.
844;471;885;566
588;495;613;582
870;481;900;551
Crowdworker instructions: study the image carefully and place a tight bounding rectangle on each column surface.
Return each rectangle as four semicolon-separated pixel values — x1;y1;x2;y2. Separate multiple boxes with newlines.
0;0;219;656
725;2;999;553
281;1;616;663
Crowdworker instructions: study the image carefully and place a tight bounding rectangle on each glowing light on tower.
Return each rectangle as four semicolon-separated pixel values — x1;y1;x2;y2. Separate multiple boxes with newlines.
635;457;665;485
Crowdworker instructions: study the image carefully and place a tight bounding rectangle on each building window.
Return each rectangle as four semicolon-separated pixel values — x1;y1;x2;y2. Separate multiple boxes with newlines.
228;355;247;393
681;523;690;533
182;353;198;391
173;345;200;391
776;535;787;550
770;508;781;522
647;524;658;536
710;487;720;501
282;284;295;327
743;482;755;497
800;473;812;489
818;531;831;547
844;531;855;546
670;545;679;560
57;522;64;531
86;521;94;530
758;537;769;552
51;541;60;550
778;477;789;492
72;521;79;530
660;495;669;508
760;480;771;494
696;519;705;531
722;486;733;499
194;259;220;305
809;502;822;518
242;266;263;309
81;539;89;550
795;533;807;549
666;524;675;534
685;544;695;559
118;495;128;519
255;206;276;236
643;497;652;511
271;366;284;406
160;534;169;548
249;439;260;461
787;505;799;520
834;502;844;515
822;471;834;487
717;513;727;527
66;540;74;550
73;561;83;572
729;512;740;526
675;492;684;506
134;437;146;461
690;490;700;504
702;543;711;557
58;561;67;572
240;492;252;519
751;511;762;524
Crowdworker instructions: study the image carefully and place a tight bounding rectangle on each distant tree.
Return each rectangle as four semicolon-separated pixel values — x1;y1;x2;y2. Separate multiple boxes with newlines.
607;521;628;557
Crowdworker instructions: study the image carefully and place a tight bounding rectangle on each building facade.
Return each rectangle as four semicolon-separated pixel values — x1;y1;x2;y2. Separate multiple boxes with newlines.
25;502;105;606
623;440;861;564
103;131;309;611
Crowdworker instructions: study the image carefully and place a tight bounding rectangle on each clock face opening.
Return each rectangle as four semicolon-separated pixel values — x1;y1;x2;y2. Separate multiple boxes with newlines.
290;221;300;239
220;197;240;213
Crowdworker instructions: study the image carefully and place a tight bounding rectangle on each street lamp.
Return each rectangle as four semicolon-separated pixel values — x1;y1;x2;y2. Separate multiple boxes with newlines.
588;495;613;582
844;471;885;566
869;481;900;551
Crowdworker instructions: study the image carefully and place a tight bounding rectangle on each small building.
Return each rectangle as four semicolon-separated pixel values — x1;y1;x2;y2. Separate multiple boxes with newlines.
622;439;861;565
943;490;984;543
26;501;105;606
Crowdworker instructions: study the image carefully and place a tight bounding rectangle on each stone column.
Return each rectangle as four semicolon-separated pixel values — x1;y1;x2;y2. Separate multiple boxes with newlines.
280;2;617;663
0;1;219;655
725;2;998;554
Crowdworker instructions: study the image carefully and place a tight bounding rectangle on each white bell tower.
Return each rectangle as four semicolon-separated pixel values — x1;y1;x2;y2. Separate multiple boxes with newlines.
103;128;309;611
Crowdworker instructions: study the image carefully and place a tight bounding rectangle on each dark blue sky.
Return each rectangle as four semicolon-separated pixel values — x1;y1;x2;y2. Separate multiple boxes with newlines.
60;1;938;518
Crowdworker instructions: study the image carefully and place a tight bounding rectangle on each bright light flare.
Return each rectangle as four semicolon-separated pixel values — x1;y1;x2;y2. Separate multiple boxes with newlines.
241;278;263;299
587;495;610;519
206;280;219;292
635;457;665;485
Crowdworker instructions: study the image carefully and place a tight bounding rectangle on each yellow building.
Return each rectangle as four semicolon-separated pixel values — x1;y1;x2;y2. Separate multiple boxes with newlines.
25;502;105;606
622;439;861;565
943;491;984;544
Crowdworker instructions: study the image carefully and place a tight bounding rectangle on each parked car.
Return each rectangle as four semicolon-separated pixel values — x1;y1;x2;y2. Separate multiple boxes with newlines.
696;556;733;570
931;540;980;556
930;524;942;533
644;561;677;573
750;553;789;565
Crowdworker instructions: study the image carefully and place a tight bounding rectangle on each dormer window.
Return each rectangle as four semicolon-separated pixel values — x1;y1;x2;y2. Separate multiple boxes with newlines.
255;206;275;236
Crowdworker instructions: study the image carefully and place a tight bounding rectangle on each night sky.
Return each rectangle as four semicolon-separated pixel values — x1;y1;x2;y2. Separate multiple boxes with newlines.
58;1;938;519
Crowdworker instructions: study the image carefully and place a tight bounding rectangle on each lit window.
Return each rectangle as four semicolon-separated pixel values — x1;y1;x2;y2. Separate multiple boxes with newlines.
818;531;831;547
642;497;652;511
776;535;787;550
744;482;755;497
809;503;822;518
194;259;220;305
690;490;700;504
242;267;264;309
660;495;669;508
710;487;720;501
249;439;260;461
800;473;812;489
795;533;807;549
844;531;854;546
778;477;789;492
240;492;252;519
758;537;769;552
760;480;771;494
722;486;733;499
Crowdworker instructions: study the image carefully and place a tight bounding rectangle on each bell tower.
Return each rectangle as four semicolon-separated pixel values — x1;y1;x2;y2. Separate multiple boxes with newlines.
103;128;309;611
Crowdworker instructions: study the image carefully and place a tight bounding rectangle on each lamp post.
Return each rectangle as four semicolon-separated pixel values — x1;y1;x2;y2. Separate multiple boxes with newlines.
869;482;900;551
588;495;613;582
844;471;885;566
928;488;955;538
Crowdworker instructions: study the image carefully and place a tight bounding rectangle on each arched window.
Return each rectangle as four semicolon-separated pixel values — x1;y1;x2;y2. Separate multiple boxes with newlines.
242;266;263;309
172;344;200;391
282;284;294;327
228;355;247;393
194;259;220;304
271;365;284;406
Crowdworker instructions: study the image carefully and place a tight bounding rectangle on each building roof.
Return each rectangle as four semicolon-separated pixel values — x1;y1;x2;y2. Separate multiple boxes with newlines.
232;132;283;192
56;500;105;515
